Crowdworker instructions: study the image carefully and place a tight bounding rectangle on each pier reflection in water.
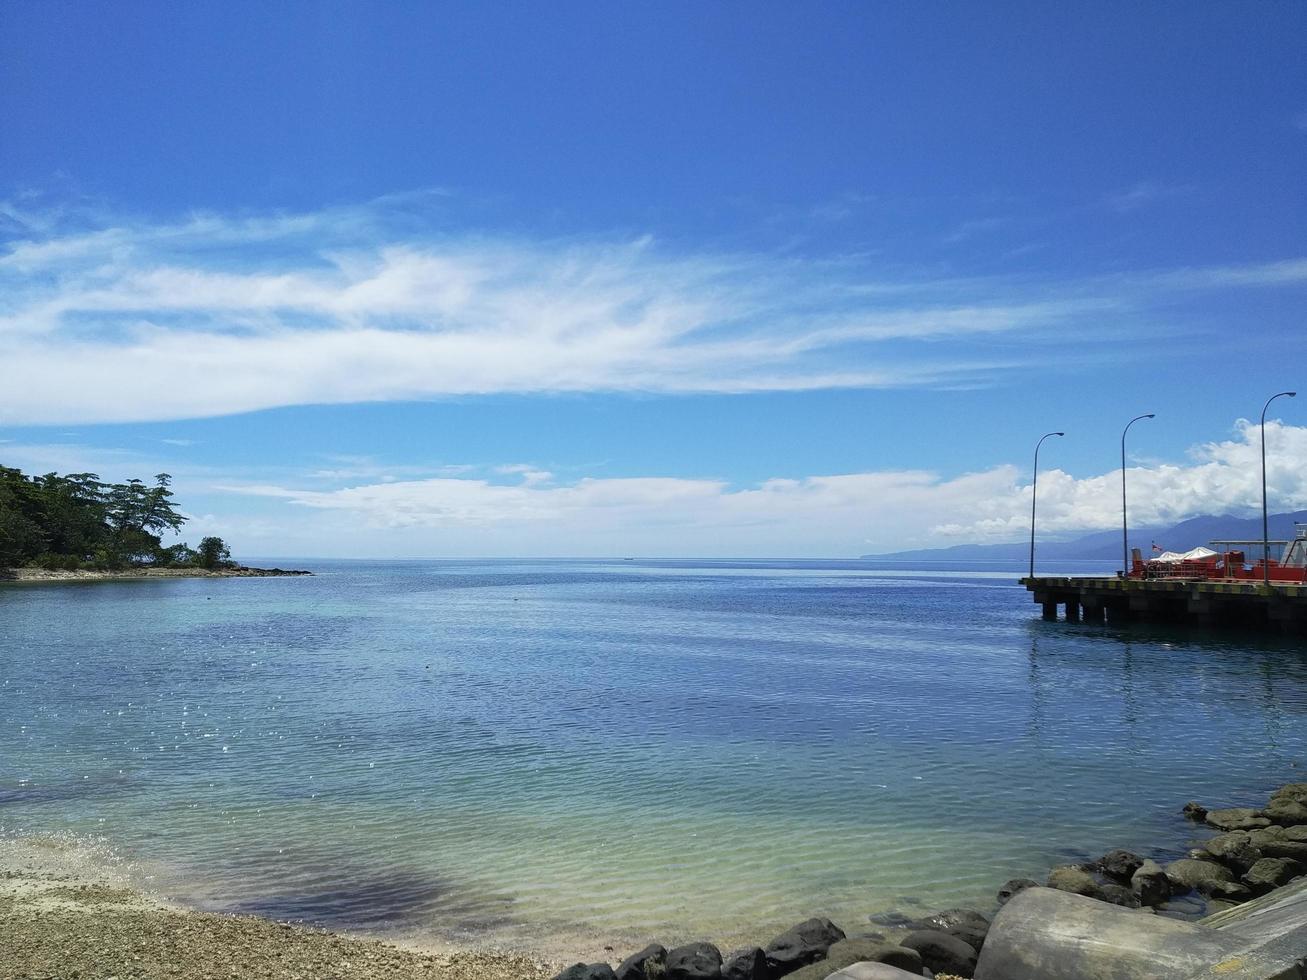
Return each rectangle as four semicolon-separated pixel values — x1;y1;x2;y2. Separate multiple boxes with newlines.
2;558;1306;953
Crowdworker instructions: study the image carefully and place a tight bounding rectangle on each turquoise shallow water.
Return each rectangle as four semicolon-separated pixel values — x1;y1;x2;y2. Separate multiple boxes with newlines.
2;558;1306;954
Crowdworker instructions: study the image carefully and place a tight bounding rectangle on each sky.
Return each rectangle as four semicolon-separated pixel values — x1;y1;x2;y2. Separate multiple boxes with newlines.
1;1;1305;558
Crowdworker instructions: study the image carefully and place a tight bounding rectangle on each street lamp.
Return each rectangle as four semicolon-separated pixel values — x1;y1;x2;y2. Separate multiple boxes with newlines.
1121;414;1155;578
1261;391;1296;586
1029;431;1064;578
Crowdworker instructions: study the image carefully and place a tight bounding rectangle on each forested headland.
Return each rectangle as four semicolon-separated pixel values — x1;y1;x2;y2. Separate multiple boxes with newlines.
0;466;231;571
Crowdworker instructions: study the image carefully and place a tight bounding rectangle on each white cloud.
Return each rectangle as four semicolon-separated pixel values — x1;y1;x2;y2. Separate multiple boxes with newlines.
201;421;1307;556
3;196;1303;426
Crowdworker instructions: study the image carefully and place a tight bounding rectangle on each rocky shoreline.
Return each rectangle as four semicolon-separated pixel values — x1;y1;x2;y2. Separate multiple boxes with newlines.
551;780;1307;980
1;564;312;581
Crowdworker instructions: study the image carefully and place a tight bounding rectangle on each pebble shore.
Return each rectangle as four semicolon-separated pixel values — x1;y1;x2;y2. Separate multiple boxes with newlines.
0;840;555;980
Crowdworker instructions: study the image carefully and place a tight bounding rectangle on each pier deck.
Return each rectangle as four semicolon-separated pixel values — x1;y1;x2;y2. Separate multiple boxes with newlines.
1021;576;1307;633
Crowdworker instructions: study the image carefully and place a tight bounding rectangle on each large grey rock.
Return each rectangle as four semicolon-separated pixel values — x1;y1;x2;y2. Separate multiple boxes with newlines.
826;965;926;980
1263;797;1307;826
616;943;667;979
1047;865;1106;900
665;943;722;980
778;939;921;980
720;946;764;980
996;878;1038;906
908;907;990;951
1249;825;1307;861
1165;857;1236;894
1202;831;1262;872
1242;857;1302;895
764;917;846;976
1096;849;1145;882
1204;880;1253;903
1131;859;1173;907
1205;807;1270;832
555;965;619;980
900;930;977;977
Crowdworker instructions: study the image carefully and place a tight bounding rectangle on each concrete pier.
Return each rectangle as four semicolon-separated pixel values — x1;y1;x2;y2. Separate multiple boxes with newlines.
1021;576;1307;633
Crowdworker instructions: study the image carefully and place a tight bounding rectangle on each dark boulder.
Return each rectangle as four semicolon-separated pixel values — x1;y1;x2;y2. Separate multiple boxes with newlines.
1264;798;1307;827
1250;825;1307;862
1095;849;1145;882
1099;883;1142;908
764;917;845;976
778;939;921;980
996;878;1038;905
720;947;765;980
1205;880;1253;903
616;944;668;980
665;943;722;980
1270;782;1307;806
900;929;978;977
555;965;619;980
1047;865;1106;900
1165;858;1237;894
1243;857;1303;895
1131;859;1173;907
1205;807;1271;832
908;907;990;951
1182;801;1208;822
1202;831;1262;872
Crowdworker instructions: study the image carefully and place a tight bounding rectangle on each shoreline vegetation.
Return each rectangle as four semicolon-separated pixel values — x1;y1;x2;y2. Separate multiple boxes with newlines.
1;565;312;581
0;463;310;582
4;783;1305;980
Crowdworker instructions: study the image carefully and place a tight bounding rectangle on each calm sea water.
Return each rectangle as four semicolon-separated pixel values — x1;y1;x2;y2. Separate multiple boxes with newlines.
3;559;1306;954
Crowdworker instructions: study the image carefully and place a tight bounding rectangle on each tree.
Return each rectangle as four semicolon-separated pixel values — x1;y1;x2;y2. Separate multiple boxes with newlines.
196;536;233;570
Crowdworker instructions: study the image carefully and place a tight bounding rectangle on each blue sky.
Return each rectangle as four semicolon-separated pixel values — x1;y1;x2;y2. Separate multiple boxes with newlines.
1;2;1305;557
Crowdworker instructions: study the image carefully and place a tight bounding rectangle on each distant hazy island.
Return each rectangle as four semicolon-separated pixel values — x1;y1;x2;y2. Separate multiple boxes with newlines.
862;511;1307;562
0;464;308;578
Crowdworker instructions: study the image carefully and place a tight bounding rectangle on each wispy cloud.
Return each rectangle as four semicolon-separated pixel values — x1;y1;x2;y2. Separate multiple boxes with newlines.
1102;181;1195;213
0;195;1303;426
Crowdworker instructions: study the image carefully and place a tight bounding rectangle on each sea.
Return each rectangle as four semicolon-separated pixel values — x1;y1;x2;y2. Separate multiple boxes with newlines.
2;558;1305;956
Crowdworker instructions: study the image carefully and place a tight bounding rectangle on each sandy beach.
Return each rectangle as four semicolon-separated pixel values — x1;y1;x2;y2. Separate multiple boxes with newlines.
0;838;557;980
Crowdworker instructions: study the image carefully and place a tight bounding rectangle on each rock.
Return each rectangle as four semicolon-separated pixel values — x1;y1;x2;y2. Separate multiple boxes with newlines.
1098;883;1141;908
720;947;765;980
1185;847;1219;862
1264;797;1307;826
778;940;921;980
1250;825;1307;861
900;930;978;977
995;878;1038;906
555;965;619;980
1095;849;1144;882
908;908;990;951
616;944;668;980
1164;858;1236;894
826;965;927;980
764;917;846;976
1203;880;1252;902
1182;801;1208;821
1205;807;1271;832
1202;831;1263;872
665;943;722;980
1243;857;1303;895
867;910;914;927
1046;865;1105;900
1270;782;1307;805
1131;859;1173;907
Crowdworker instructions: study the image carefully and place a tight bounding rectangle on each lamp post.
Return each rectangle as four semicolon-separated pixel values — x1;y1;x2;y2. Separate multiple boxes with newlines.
1261;391;1296;586
1029;431;1064;578
1121;414;1155;578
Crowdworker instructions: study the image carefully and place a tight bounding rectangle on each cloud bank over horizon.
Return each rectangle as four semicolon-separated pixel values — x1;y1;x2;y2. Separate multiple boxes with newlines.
3;196;1305;426
188;419;1304;556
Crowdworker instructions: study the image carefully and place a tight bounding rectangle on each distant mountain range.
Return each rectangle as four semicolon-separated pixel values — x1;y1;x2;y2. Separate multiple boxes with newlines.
861;511;1307;563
